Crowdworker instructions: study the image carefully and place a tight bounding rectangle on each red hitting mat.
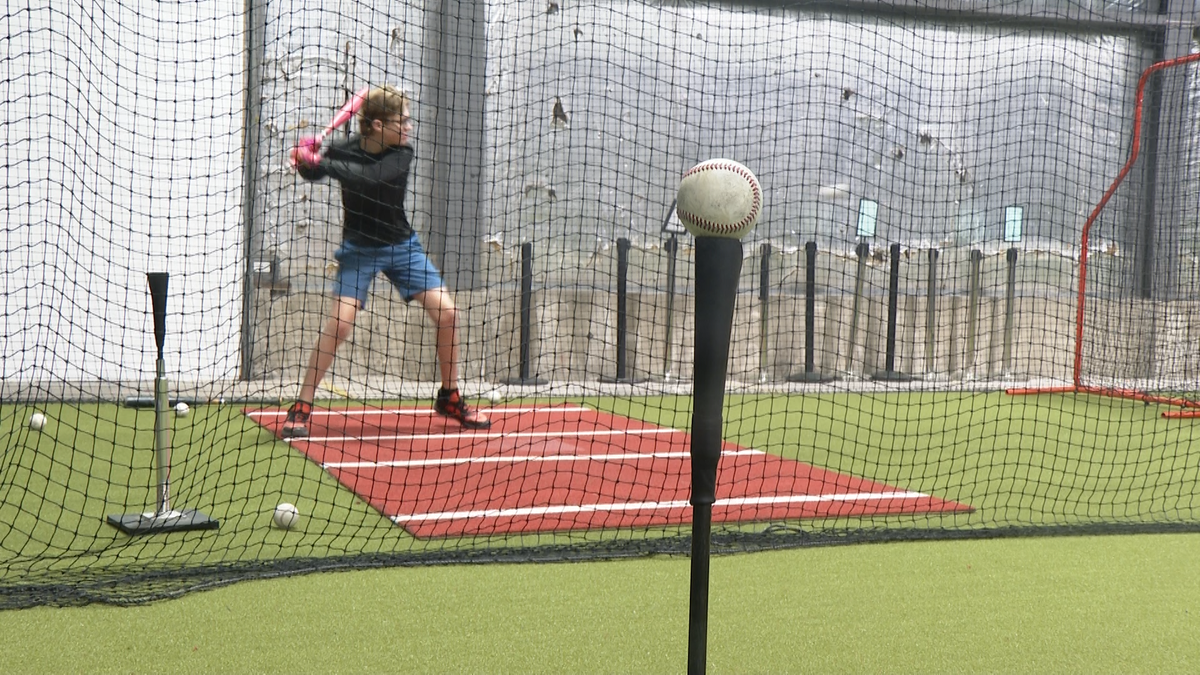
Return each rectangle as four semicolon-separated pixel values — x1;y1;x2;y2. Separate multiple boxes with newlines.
247;404;972;538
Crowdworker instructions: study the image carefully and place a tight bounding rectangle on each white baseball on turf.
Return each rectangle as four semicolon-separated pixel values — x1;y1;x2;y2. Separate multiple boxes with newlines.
486;390;503;404
28;412;47;431
174;402;190;417
676;158;762;240
273;502;300;529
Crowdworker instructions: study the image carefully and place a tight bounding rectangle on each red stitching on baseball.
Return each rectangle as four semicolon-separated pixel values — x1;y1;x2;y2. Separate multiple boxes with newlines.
680;162;761;234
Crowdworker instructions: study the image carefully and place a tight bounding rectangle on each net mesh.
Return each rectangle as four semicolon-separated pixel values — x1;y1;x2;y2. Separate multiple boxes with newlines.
4;0;1200;609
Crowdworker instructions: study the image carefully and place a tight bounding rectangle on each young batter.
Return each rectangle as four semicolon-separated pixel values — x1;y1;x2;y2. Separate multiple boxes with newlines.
282;85;489;437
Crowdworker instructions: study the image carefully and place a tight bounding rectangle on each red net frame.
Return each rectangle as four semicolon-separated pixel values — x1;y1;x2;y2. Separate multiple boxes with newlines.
1007;52;1200;418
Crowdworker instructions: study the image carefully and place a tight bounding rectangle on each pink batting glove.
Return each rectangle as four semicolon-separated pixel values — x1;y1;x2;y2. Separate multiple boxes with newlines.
289;142;321;170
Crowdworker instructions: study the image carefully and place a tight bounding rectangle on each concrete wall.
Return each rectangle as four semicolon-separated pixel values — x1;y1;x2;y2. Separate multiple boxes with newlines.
245;238;1200;393
253;282;1200;391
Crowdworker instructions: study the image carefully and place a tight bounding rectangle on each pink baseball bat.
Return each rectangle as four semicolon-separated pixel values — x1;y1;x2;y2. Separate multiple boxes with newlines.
291;87;371;169
316;86;371;144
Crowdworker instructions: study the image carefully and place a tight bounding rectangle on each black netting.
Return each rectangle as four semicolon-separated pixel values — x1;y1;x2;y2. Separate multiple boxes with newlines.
5;0;1200;608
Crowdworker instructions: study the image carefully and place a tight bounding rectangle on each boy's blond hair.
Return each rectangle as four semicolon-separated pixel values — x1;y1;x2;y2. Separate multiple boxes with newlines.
358;85;410;133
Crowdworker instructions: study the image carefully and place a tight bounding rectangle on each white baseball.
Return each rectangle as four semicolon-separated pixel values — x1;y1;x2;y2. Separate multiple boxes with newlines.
676;159;762;240
174;402;190;417
273;503;300;529
29;412;47;431
486;390;503;404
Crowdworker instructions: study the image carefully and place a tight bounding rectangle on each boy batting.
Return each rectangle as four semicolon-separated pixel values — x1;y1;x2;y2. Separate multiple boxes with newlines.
283;85;490;437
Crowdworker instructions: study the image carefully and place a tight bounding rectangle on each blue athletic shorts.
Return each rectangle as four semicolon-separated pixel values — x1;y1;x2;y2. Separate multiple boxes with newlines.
332;237;445;307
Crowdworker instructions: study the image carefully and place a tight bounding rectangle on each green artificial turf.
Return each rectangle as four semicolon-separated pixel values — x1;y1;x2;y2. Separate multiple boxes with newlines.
5;392;1200;604
5;391;1200;674
3;532;1199;673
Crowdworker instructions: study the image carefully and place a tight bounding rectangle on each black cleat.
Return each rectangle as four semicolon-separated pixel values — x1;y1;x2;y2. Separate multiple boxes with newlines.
281;401;312;438
435;388;492;429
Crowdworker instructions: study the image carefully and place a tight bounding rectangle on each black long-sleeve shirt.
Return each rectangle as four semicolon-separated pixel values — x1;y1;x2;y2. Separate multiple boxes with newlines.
296;137;416;247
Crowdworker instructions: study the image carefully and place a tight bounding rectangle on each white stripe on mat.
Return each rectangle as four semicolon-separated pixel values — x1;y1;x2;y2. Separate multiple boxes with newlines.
391;491;931;523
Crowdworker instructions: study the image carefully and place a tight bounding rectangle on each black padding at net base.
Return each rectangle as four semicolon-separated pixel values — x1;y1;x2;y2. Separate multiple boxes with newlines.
11;521;1200;609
